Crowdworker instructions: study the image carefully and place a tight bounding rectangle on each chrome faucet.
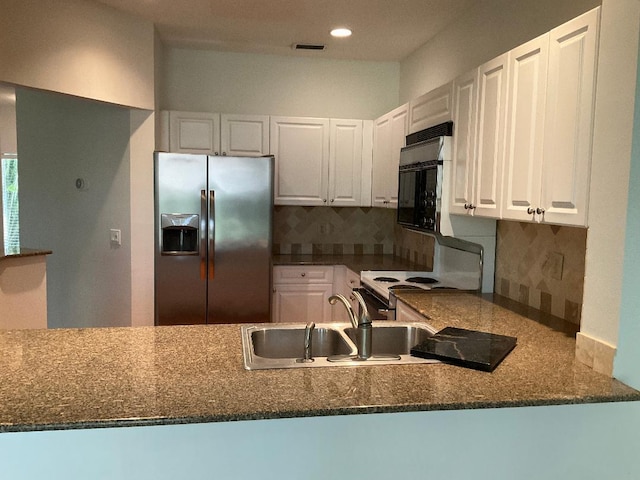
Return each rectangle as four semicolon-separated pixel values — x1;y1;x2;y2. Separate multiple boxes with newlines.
297;322;315;363
328;292;372;360
328;294;358;328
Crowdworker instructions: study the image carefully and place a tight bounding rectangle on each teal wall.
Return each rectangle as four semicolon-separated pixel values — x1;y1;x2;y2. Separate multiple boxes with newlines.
614;34;640;390
1;404;639;479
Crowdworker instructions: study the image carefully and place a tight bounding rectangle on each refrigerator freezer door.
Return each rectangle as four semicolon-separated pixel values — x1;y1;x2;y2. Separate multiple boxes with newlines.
206;156;273;323
155;153;208;325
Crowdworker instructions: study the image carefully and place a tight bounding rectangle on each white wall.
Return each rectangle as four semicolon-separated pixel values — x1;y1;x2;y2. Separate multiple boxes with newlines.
0;0;155;110
400;0;600;102
1;403;639;479
581;0;640;354
17;88;132;329
160;48;399;119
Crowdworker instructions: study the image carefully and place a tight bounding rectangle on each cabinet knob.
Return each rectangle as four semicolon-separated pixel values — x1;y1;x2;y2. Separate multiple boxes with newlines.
527;207;535;215
536;208;545;215
301;272;306;277
330;199;334;203
214;152;220;156
323;199;327;203
222;151;227;156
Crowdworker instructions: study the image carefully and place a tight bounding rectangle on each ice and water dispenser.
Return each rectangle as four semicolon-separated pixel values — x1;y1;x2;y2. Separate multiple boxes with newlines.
160;213;199;255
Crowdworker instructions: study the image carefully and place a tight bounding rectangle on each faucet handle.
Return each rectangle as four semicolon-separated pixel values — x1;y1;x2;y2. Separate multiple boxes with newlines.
351;291;371;325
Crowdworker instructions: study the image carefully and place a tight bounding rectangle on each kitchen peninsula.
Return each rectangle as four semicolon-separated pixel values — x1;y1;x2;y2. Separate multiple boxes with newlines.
1;292;637;433
1;290;639;478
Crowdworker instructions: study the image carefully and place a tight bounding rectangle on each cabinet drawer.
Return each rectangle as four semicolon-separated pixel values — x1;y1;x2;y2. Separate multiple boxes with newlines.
345;268;361;289
273;266;334;284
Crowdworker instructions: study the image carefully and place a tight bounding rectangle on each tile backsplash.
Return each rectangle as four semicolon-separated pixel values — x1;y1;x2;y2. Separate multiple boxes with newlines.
272;206;395;255
494;220;587;325
273;207;587;325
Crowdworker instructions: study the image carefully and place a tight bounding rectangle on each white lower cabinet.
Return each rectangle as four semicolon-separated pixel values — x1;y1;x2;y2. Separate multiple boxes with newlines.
272;266;334;324
331;266;361;323
395;300;427;323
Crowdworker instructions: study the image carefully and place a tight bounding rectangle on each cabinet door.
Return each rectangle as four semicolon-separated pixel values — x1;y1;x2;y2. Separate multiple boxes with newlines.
220;114;269;157
329;119;363;206
540;8;599;226
270;116;330;206
408;82;453;134
450;68;479;215
272;284;333;324
502;34;549;222
372;104;408;208
474;54;508;218
388;105;409;208
396;301;425;323
169;111;220;154
371;113;392;208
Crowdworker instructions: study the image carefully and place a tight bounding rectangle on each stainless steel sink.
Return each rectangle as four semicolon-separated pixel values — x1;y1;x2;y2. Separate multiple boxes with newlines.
241;322;440;370
344;324;434;356
250;327;353;359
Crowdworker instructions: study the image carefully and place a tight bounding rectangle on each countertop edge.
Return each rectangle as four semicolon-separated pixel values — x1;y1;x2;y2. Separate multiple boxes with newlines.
3;392;639;433
0;248;52;261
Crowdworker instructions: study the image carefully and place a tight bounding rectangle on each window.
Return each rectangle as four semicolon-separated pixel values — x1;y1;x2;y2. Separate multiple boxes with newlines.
2;155;19;252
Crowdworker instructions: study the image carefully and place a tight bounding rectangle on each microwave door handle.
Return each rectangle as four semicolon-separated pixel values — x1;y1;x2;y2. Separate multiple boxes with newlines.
209;190;215;279
200;190;207;280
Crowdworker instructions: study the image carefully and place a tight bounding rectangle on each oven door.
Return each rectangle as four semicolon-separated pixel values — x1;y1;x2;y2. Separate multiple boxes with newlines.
354;288;395;321
397;165;439;232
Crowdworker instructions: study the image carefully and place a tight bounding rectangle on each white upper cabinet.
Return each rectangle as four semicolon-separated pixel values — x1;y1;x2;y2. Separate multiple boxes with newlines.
329;119;364;206
503;7;599;226
473;53;509;218
540;8;599;226
503;34;549;222
162;111;270;156
168;111;221;154
270;116;330;206
372;103;409;208
450;68;479;216
220;114;270;157
270;116;372;207
408;82;453;134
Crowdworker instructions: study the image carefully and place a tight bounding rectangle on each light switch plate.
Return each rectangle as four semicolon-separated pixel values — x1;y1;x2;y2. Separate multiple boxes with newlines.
110;229;121;246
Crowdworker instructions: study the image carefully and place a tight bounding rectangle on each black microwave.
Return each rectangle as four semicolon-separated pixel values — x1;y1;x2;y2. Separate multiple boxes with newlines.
397;122;453;233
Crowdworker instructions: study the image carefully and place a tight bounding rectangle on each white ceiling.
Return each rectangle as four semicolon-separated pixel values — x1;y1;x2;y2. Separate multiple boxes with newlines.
93;0;476;62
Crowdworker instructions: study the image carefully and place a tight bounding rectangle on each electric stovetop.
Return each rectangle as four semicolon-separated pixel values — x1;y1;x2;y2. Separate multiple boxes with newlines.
410;327;517;372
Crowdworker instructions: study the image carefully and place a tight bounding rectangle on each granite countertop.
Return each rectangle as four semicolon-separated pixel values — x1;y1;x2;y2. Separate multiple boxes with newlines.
0;247;52;261
1;292;638;433
272;254;429;272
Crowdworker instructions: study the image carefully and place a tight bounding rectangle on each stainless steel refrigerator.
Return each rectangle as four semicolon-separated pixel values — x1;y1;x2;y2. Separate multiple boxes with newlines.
154;152;274;325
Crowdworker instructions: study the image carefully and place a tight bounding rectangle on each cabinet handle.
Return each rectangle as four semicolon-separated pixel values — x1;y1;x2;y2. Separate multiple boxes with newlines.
527;207;535;215
536;208;545;215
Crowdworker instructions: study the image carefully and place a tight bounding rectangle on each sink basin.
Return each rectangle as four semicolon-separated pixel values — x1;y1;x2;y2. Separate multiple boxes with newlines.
241;322;440;370
344;324;434;356
251;327;352;359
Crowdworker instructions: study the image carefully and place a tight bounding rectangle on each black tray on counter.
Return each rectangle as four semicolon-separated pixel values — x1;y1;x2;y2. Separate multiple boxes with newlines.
410;327;517;372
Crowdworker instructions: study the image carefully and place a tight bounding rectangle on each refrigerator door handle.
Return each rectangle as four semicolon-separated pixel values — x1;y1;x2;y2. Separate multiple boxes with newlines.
209;190;216;279
200;190;207;280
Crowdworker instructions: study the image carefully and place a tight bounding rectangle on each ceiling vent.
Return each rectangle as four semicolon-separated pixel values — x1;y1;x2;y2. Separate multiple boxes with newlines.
293;43;326;51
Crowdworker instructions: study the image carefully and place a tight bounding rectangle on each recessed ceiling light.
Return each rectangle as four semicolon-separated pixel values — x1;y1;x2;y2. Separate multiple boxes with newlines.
330;27;352;38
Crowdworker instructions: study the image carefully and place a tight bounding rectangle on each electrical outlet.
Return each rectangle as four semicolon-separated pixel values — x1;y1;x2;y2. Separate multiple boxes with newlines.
110;229;121;246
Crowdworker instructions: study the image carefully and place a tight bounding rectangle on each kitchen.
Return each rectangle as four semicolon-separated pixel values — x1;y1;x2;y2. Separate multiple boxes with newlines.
1;0;640;478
